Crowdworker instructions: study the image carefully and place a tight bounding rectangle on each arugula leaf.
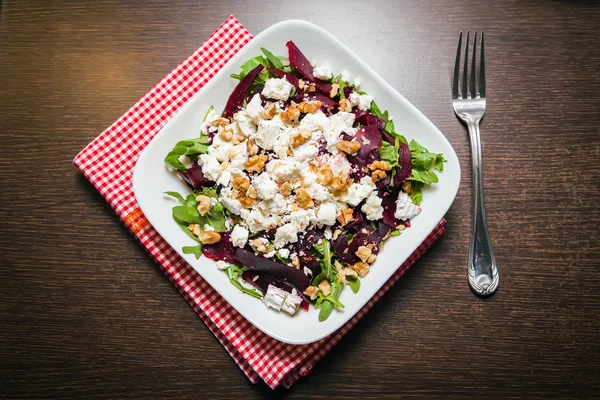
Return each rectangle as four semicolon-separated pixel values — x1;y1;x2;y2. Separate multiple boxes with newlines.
379;141;399;167
229;279;263;299
231;55;267;81
224;265;263;299
348;277;360;293
260;47;285;69
202;105;214;122
370;100;383;119
164;136;210;171
173;214;200;243
164;191;185;203
183;244;203;259
410;181;424;205
317;282;344;322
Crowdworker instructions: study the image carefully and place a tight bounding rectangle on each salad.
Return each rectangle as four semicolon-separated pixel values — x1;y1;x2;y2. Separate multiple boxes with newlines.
164;41;445;321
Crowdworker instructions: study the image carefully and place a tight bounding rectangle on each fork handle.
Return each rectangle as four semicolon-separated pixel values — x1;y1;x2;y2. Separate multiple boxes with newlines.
466;120;499;296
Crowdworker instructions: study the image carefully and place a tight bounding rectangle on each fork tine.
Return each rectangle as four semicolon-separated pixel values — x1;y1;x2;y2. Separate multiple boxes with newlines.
452;32;462;99
480;31;486;98
470;31;477;98
462;31;470;98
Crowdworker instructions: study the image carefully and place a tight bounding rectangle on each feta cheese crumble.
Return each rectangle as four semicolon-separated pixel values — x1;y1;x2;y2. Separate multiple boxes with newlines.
313;65;333;80
261;78;294;101
362;192;384;220
349;92;373;111
231;225;249;248
395;192;421;220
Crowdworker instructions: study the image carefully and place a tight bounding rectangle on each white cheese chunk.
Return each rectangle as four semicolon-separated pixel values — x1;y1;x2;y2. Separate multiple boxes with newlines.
281;292;302;315
362;192;384;220
349;92;373;111
261;78;294;101
313;65;332;80
215;261;230;270
395;192;421;221
274;223;300;249
230;225;249;248
253;172;278;200
317;202;337;226
263;284;288;311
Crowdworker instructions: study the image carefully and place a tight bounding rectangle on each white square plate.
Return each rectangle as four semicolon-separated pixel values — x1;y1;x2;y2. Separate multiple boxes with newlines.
133;20;460;345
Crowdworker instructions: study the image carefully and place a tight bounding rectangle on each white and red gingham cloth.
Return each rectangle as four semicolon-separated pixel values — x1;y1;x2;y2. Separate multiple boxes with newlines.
73;16;446;389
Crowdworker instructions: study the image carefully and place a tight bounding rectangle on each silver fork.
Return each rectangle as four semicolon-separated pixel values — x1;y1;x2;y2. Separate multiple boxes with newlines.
452;31;499;296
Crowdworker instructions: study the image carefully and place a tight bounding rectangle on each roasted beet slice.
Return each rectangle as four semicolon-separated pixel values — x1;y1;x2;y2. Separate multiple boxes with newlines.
332;232;357;264
202;232;236;263
347;126;383;178
381;191;398;228
241;271;310;310
380;129;396;145
375;172;392;189
343;85;354;99
294;227;325;254
234;249;310;291
354;110;386;130
344;211;364;230
223;64;264;118
286;41;332;95
178;161;213;189
394;142;412;184
305;92;338;108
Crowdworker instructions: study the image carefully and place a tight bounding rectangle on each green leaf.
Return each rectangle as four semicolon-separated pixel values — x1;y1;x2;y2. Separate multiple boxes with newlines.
173;214;200;243
260;47;284;69
408;139;428;154
164;191;185;203
318;301;335;322
348;277;360;293
317;282;344;322
164;137;210;171
410;182;424;205
229;278;263;299
370;100;383;119
379;141;399;167
172;205;203;225
385;119;395;134
202;105;214;122
183;244;203;259
196;187;218;199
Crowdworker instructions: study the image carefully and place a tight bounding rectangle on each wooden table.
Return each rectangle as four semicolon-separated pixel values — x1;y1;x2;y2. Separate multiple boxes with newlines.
1;0;599;398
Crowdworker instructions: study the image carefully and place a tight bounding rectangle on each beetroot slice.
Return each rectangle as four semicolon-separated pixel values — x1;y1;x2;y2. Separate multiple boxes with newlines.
381;191;398;228
286;41;333;95
242;271;310;311
223;64;264;118
343;85;354;99
394;142;412;184
234;249;310;291
178;161;213;189
347;126;382;178
332;232;357;264
203;232;236;263
354;110;386;130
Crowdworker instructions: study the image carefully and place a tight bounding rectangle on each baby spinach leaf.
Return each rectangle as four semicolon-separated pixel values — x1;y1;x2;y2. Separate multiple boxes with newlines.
410;181;424;205
164;191;185;203
183;244;203;259
348;277;361;294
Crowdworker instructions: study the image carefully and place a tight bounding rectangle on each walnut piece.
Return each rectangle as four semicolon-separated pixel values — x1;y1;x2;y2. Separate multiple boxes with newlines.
318;280;332;296
232;175;250;192
246;186;258;199
220;161;230;171
355;245;372;263
237;195;254;208
317;164;333;185
371;169;387;182
198;230;221;245
195;195;212;216
370;160;392;171
260;103;277;120
307;83;316;92
401;181;413;194
333;229;342;240
304;285;319;300
279;105;301;124
212;118;230;127
250;239;268;253
244;155;268;172
280;181;292;196
246;138;259;156
295;188;314;209
338;98;352;112
330;174;352;194
343;267;358;279
298;79;306;90
297;101;322;114
367;254;377;264
218;125;233;141
336;140;361;155
330;83;339;98
352;261;370;277
290;130;312;148
231;133;245;145
188;224;201;237
337;208;354;227
291;255;300;268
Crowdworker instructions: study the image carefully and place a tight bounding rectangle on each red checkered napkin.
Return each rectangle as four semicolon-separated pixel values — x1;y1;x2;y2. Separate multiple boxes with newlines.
74;16;447;389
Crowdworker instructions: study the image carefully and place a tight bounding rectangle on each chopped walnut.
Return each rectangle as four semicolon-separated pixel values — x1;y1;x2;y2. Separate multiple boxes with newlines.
195;195;212;216
401;181;413;194
231;133;245;145
307;83;316;92
367;254;377;264
246;186;258;199
337;208;354;227
318;280;332;296
352;261;370;277
232;175;250;192
304;285;319;300
338;98;352;112
218;125;233;141
298;79;306;90
330;174;352;194
343;267;358;279
280;181;292;196
260;103;277;120
371;169;387;182
244;155;268;172
250;239;268;253
290;130;312;148
295;188;314;209
198;230;221;245
297;101;322;114
291;256;300;268
238;195;254;208
330;83;339;98
355;246;372;263
334;260;344;272
333;229;342;240
317;164;333;185
336;140;361;155
246;138;259;156
279;105;301;124
188;223;201;237
370;160;392;171
212;118;230;127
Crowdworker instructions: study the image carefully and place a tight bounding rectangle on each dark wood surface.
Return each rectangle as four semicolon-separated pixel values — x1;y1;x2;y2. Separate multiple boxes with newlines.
1;0;599;398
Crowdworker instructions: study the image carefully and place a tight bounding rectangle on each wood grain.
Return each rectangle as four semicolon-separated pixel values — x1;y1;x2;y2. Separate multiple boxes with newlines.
1;0;599;398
